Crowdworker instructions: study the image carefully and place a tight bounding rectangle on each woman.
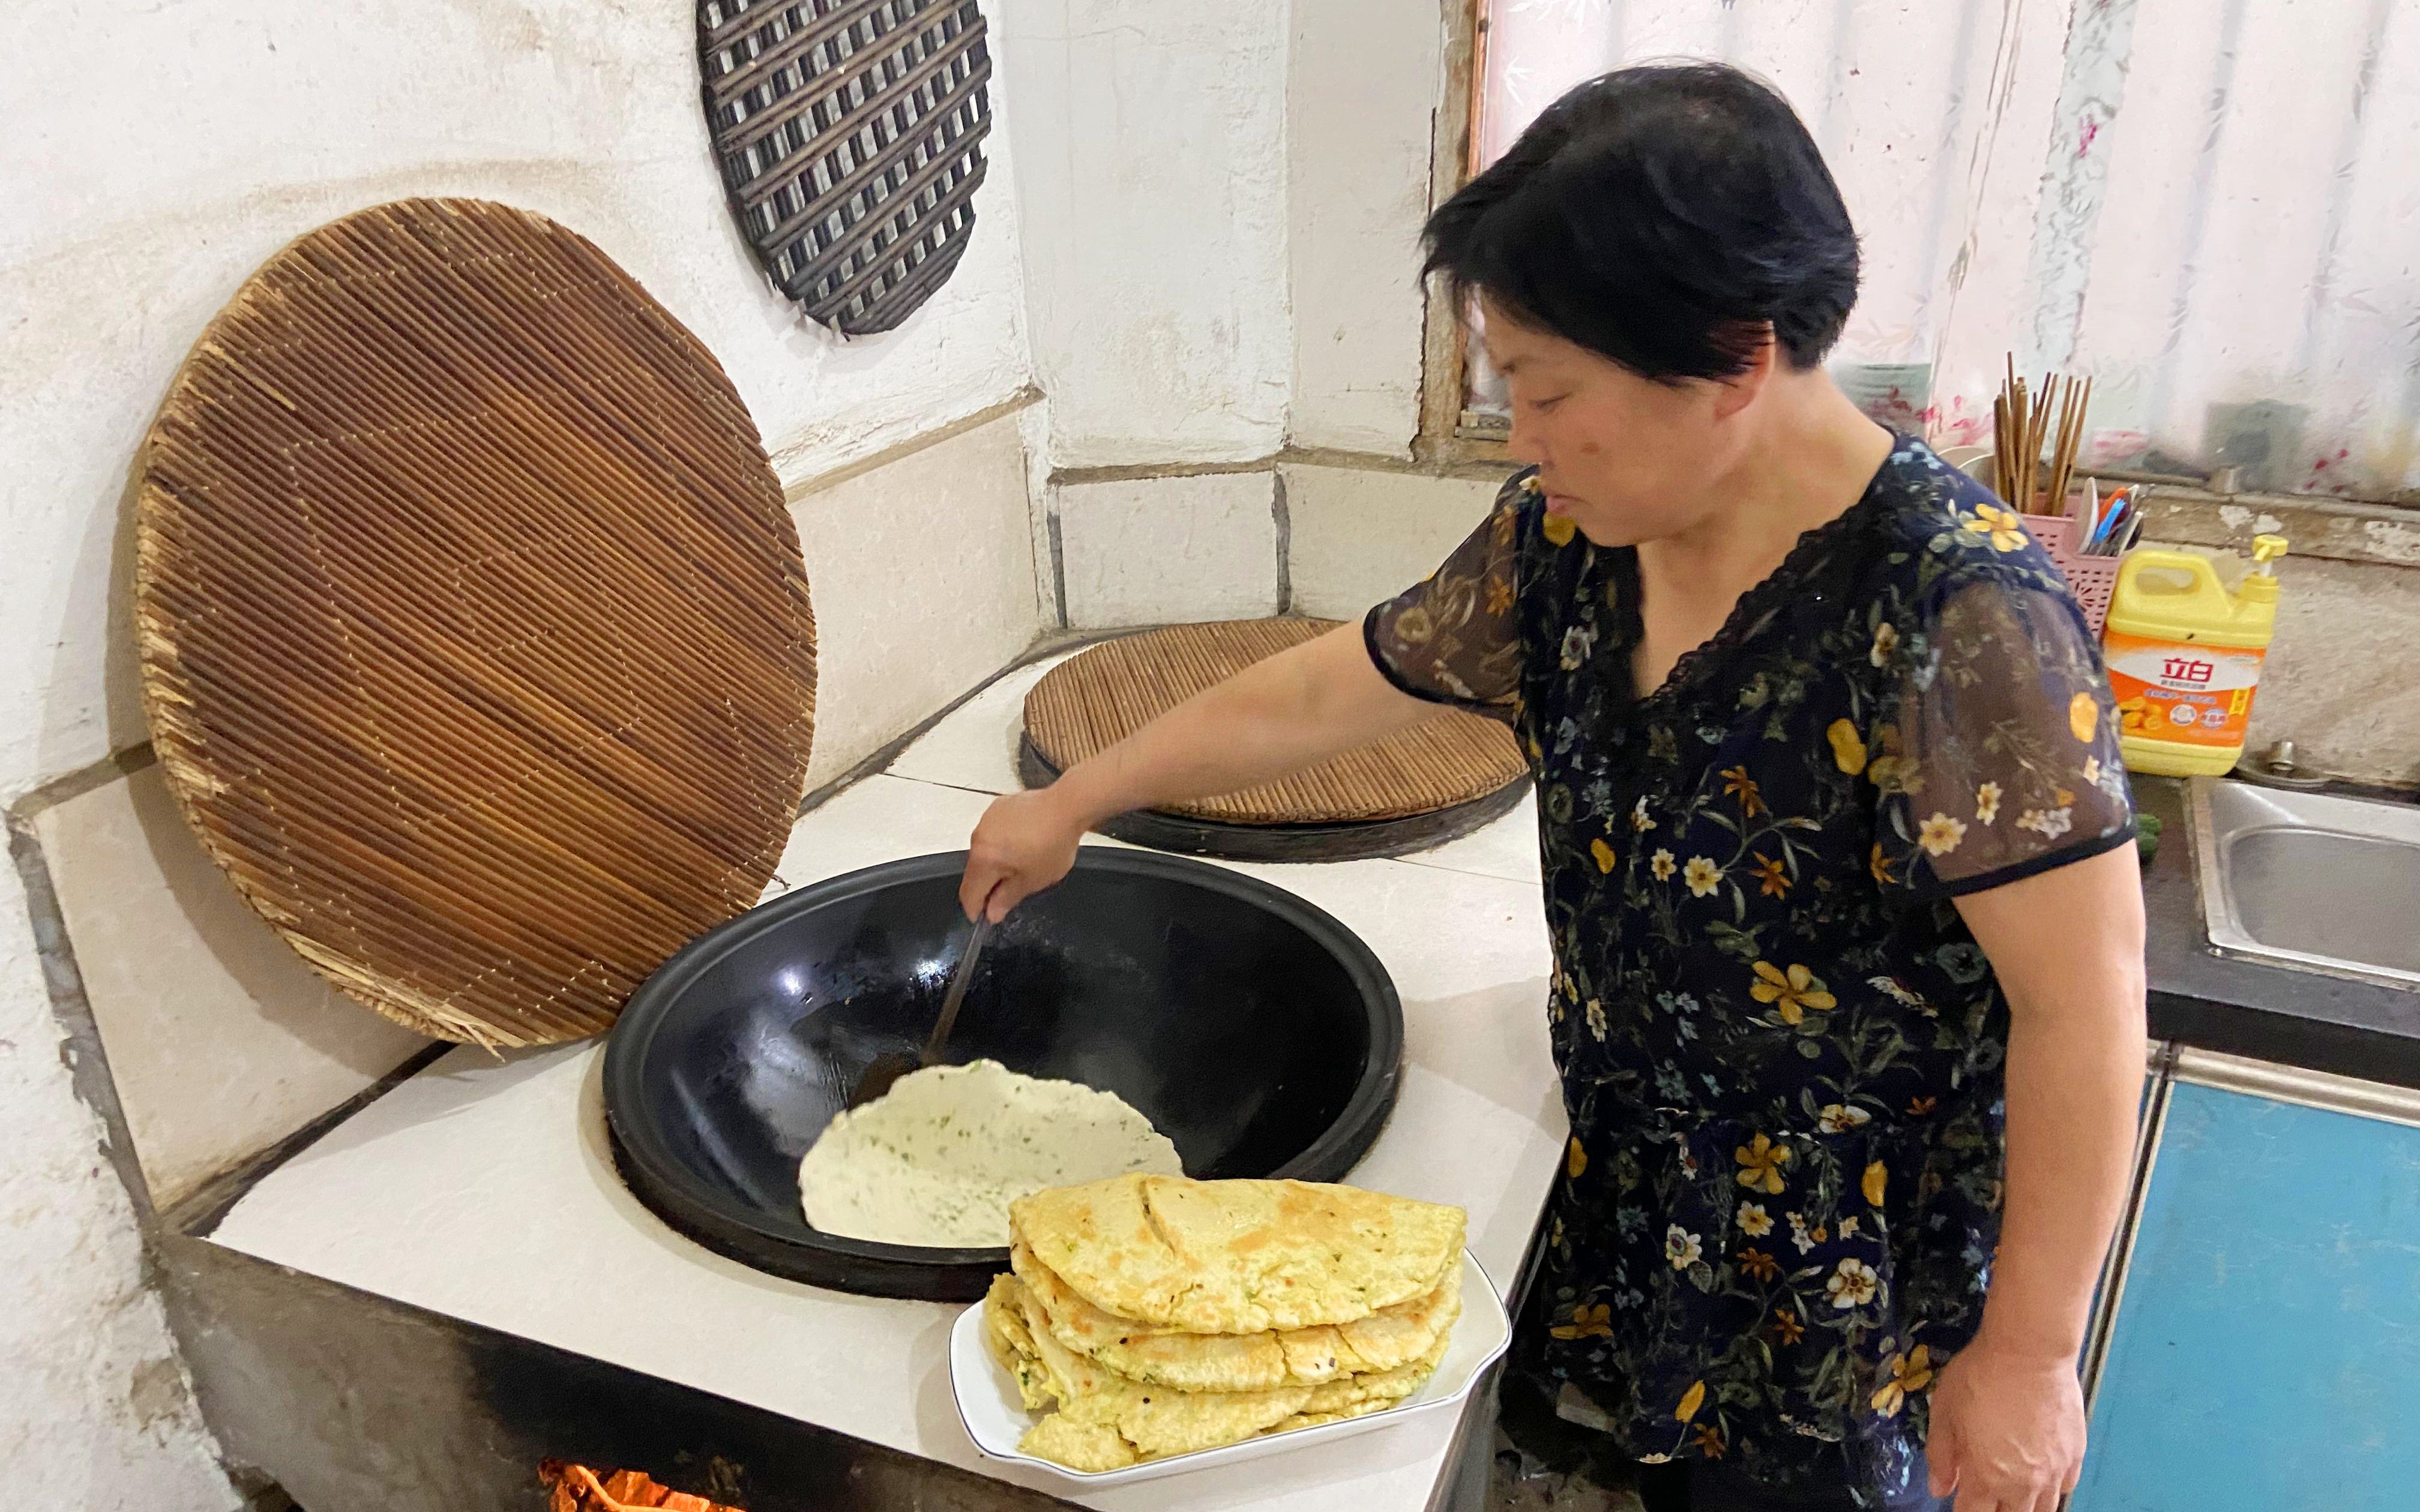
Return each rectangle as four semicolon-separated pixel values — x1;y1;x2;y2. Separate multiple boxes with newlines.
960;64;2145;1512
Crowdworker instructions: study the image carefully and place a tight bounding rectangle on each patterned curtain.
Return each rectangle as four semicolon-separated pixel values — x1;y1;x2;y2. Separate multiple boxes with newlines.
1470;0;2420;505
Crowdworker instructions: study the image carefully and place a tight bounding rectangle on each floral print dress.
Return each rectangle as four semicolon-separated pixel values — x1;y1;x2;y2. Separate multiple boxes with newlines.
1364;438;2134;1502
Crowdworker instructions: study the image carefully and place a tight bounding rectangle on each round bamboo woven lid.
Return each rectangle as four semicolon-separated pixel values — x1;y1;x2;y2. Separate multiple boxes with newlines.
1023;619;1525;825
134;199;817;1048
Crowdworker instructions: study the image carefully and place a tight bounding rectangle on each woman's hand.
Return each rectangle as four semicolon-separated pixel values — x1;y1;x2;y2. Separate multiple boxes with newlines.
957;625;1436;923
1924;1333;2086;1511
960;788;1089;922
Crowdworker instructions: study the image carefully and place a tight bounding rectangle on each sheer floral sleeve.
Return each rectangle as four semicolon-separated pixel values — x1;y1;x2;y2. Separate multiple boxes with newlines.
1870;575;2135;898
1362;491;1525;724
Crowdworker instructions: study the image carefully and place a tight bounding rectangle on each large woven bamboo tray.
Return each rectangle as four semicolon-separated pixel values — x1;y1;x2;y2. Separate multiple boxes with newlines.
134;199;817;1048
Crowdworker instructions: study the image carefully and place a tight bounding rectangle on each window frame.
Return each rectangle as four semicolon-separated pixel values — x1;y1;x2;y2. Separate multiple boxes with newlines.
1413;0;1511;467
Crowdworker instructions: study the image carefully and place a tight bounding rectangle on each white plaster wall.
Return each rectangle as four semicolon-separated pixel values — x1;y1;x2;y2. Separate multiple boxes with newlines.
1286;0;1444;457
1058;473;1283;627
1;0;1037;803
0;1;1043;1500
1282;464;1501;620
0;862;232;1508
792;410;1047;787
995;0;1292;467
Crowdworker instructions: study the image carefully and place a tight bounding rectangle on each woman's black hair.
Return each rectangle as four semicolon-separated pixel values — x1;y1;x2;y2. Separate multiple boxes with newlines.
1425;62;1860;382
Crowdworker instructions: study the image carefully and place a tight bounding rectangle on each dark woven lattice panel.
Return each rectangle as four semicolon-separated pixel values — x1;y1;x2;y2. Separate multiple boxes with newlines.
135;199;818;1048
700;0;992;335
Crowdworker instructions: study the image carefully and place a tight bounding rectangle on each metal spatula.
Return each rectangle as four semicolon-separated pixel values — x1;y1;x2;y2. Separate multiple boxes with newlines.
846;913;994;1109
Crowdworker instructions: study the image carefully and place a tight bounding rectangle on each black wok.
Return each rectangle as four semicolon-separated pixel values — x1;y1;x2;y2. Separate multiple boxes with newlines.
603;848;1403;1300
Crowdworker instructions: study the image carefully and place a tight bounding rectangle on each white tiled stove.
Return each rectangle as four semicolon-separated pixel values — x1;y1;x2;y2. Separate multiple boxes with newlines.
208;652;1564;1512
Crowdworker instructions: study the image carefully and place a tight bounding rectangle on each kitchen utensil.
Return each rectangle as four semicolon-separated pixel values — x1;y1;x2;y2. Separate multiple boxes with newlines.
2086;487;2140;555
603;848;1405;1300
846;913;993;1109
2083;498;2113;553
950;1250;1512;1487
133;199;817;1048
1021;618;1526;863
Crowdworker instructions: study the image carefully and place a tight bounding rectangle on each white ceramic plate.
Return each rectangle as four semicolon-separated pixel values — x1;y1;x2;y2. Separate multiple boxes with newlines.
950;1249;1511;1487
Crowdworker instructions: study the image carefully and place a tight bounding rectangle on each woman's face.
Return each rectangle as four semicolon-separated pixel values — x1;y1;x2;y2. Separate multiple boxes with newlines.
1479;301;1762;547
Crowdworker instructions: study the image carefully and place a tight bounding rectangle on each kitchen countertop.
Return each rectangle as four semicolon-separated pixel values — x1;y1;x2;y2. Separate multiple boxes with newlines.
2137;776;2420;1090
206;650;1565;1512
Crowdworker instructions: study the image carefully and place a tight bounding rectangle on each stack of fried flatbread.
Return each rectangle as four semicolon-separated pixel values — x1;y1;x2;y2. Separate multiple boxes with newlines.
981;1172;1468;1471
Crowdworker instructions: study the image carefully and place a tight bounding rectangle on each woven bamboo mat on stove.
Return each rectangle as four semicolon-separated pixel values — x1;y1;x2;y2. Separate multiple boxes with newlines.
1024;619;1524;825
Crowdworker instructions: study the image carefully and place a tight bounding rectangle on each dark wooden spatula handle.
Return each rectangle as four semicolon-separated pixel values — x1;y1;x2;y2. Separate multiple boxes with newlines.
921;914;993;1065
843;910;995;1111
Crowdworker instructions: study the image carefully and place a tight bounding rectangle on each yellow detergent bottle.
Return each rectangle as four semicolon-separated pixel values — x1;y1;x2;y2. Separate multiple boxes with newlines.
2101;534;2287;777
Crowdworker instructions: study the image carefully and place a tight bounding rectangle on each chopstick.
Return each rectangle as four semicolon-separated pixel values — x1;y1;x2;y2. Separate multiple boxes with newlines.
2025;371;2053;509
1993;360;2092;516
2047;376;2091;520
1995;356;2025;506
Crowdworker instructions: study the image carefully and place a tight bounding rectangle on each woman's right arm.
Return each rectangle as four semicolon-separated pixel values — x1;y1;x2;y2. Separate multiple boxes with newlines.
959;622;1440;920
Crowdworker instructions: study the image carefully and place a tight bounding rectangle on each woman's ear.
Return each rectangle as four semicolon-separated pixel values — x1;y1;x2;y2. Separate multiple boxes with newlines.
1710;323;1779;420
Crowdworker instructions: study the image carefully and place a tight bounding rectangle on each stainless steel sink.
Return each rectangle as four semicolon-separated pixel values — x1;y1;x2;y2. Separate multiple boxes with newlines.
2190;777;2420;989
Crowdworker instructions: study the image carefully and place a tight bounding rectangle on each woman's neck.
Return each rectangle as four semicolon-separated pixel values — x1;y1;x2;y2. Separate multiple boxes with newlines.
1640;374;1895;601
1625;374;1895;697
